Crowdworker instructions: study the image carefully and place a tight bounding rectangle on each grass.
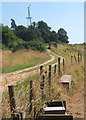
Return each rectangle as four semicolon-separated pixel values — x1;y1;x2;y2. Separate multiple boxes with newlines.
2;49;51;73
2;44;84;118
20;50;58;73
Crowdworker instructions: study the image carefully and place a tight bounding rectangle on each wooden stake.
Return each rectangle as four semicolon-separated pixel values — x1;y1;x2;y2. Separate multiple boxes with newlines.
54;64;56;74
29;80;33;113
40;66;43;75
58;57;60;76
63;58;65;71
8;85;16;113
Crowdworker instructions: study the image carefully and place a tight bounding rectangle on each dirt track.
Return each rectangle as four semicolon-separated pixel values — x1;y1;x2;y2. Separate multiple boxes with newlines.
0;49;63;91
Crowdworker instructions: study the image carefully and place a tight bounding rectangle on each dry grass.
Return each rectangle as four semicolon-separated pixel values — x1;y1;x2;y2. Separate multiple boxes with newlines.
2;44;84;118
2;49;50;73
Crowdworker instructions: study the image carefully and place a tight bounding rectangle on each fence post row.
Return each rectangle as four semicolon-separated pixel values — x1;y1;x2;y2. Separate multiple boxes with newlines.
8;85;16;113
58;57;60;76
29;80;33;113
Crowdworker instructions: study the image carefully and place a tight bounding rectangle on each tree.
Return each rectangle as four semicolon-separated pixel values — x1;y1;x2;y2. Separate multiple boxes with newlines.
8;38;25;52
50;30;58;43
37;21;51;43
2;26;16;46
11;19;17;31
15;25;28;41
58;28;69;43
26;39;46;52
27;26;42;42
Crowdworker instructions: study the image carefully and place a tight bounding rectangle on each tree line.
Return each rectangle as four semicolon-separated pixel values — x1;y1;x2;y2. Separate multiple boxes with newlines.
1;20;69;52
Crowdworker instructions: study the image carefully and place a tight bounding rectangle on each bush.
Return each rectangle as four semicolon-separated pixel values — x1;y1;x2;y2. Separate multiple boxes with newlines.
8;38;25;52
26;39;46;52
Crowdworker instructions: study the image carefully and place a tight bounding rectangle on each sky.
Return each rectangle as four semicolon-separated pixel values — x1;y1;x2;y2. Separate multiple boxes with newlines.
1;1;84;44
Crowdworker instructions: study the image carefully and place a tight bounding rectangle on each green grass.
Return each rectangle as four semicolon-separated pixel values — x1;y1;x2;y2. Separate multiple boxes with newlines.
2;44;84;118
2;50;51;73
20;51;59;73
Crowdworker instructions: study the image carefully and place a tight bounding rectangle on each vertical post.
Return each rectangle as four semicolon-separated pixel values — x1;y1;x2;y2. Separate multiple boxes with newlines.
8;85;16;113
63;101;66;111
58;57;60;76
63;58;65;71
49;65;51;86
78;52;80;63
54;64;56;74
40;74;45;98
40;66;43;75
71;56;73;65
80;54;82;62
33;106;36;120
48;65;51;96
11;112;23;120
80;53;82;62
74;55;77;63
29;80;33;113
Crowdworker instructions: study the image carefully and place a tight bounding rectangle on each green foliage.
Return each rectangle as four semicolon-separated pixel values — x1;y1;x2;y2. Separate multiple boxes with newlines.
11;19;17;30
58;28;69;43
2;26;16;46
26;38;46;52
37;21;51;43
2;20;69;52
8;38;25;52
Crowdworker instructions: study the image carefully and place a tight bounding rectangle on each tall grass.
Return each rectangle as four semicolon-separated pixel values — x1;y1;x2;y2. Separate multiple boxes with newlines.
2;49;50;73
2;44;84;118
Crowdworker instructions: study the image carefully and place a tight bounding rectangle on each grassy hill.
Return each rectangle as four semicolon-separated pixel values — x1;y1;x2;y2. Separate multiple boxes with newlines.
2;44;84;118
2;49;51;73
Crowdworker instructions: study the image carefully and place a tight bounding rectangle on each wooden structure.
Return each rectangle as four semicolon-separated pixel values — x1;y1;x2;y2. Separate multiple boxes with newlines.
36;101;73;120
60;75;72;89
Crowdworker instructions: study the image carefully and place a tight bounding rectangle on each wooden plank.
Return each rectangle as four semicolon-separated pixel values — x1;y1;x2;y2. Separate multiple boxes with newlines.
60;75;71;89
36;114;73;120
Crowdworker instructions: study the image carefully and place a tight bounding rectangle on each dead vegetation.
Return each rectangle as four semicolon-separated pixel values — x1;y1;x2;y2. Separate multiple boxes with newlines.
2;44;84;118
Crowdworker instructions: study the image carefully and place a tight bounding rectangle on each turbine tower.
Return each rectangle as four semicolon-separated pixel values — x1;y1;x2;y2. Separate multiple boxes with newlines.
26;5;32;27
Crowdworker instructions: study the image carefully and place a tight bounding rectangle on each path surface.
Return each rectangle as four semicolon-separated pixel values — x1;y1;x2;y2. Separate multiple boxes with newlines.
0;49;63;119
0;49;63;91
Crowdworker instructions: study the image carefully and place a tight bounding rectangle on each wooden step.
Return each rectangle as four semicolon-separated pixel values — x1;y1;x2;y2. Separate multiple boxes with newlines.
36;114;73;120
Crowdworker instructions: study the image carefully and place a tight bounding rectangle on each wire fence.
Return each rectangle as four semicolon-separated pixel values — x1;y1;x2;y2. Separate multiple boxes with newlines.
2;52;83;119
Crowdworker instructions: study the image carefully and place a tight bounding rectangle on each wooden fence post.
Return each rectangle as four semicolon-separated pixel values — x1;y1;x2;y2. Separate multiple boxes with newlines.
78;52;80;63
8;85;16;113
80;53;82;62
58;57;60;76
40;74;45;98
33;105;36;120
11;112;23;120
40;66;43;75
48;65;51;96
63;58;65;71
74;55;77;63
54;64;56;74
71;56;73;65
29;80;33;113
